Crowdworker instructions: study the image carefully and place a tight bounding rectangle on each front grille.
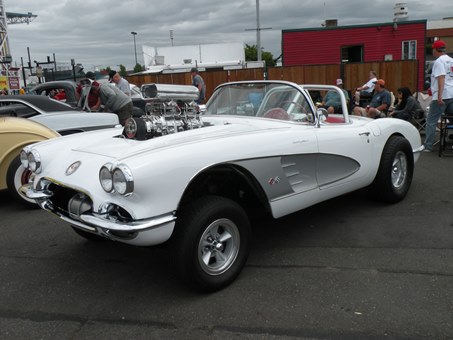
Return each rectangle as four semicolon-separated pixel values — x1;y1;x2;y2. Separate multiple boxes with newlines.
47;183;90;218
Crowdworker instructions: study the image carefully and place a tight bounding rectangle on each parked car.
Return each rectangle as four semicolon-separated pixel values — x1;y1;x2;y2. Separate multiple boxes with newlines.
31;80;78;106
0;117;60;206
31;80;154;117
20;81;423;291
0;95;119;135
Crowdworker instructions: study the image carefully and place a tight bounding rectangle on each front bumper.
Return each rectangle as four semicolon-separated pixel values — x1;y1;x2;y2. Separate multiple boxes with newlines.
20;181;176;246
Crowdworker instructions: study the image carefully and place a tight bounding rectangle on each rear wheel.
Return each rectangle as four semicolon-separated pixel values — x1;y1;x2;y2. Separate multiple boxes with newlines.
370;135;414;203
170;196;251;292
6;155;37;208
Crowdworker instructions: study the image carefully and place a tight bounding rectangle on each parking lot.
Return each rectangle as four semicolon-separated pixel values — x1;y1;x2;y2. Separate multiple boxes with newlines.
0;150;452;339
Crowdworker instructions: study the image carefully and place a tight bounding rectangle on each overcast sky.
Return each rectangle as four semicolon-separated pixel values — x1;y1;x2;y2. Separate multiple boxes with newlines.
6;0;453;71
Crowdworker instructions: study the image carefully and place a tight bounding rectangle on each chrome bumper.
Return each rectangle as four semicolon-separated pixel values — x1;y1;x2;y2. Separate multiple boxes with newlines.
20;182;176;234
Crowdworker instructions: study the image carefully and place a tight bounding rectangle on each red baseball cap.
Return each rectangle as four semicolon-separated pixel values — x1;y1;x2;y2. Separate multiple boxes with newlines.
432;40;446;51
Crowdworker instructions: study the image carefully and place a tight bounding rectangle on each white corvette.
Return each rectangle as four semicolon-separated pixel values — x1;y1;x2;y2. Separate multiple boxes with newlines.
20;81;423;291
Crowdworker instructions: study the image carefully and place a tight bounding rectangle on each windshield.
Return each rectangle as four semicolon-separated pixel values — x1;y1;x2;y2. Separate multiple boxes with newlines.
204;82;315;123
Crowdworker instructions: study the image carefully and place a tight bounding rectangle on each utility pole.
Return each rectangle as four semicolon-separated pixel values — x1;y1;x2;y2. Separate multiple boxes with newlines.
131;32;138;66
245;0;271;61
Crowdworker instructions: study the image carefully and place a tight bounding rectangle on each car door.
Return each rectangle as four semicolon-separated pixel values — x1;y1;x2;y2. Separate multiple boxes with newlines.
314;119;374;191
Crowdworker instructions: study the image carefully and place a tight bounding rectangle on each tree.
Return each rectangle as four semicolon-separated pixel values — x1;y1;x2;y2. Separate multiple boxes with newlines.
118;64;127;77
133;63;144;73
244;44;276;67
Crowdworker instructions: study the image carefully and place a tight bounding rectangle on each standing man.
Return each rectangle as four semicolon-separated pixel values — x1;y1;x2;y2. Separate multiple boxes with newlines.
190;68;206;104
91;82;133;126
110;70;131;96
423;40;453;152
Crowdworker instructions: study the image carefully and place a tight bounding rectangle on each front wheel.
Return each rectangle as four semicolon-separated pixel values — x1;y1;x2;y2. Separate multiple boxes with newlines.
170;196;251;292
370;135;414;203
6;155;37;208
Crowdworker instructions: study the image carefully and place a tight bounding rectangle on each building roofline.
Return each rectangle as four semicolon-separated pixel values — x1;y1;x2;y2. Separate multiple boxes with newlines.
282;19;427;33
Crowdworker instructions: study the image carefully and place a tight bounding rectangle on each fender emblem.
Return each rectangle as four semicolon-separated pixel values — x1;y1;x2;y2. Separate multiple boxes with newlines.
65;161;81;176
268;176;280;185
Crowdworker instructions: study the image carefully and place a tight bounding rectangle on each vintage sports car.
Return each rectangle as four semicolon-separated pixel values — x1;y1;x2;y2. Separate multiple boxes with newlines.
0;117;60;206
20;81;423;291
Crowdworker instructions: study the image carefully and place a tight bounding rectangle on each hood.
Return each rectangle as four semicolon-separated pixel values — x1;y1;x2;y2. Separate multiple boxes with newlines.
71;116;291;160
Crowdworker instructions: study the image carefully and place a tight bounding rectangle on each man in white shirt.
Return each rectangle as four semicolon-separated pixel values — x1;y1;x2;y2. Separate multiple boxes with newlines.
423;40;453;152
354;70;377;105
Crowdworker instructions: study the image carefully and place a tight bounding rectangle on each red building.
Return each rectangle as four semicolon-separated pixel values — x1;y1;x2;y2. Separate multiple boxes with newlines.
282;20;426;91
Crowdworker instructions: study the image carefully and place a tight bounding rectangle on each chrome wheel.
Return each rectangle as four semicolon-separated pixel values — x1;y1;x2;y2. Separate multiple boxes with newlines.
391;150;408;189
198;218;240;275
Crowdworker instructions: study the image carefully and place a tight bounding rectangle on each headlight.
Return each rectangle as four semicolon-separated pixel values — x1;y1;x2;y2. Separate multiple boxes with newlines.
27;150;42;173
99;163;113;192
112;164;134;196
20;150;29;169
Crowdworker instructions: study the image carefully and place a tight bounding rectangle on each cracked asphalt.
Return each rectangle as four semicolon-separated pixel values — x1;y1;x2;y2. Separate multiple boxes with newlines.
1;151;452;339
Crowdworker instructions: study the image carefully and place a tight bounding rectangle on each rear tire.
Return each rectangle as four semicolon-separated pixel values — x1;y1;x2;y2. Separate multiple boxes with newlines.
170;196;251;292
370;135;414;203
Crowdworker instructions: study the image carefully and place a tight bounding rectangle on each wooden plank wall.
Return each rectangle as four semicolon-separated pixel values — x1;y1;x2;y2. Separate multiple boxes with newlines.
126;60;419;102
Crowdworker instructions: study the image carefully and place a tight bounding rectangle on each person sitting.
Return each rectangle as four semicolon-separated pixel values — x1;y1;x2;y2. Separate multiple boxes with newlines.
53;89;66;101
354;70;377;106
388;87;422;121
352;79;391;118
319;78;350;114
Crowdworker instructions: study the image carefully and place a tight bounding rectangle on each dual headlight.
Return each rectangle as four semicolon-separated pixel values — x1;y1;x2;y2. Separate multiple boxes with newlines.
99;163;134;196
20;150;42;173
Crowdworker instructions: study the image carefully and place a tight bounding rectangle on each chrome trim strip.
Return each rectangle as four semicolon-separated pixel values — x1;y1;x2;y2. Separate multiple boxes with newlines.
413;145;425;153
79;212;176;232
19;183;53;199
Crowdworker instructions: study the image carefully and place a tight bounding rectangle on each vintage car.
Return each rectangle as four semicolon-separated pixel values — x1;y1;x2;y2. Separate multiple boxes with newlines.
20;81;423;291
0;117;60;206
0;95;119;135
31;80;78;106
0;96;118;206
31;80;151;117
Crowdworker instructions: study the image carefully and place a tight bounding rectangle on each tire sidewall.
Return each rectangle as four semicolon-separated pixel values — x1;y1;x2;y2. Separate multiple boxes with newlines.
6;155;37;207
172;196;251;292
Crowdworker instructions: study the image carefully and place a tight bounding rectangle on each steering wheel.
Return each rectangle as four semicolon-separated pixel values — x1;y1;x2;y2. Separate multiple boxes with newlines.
280;101;308;114
263;108;290;120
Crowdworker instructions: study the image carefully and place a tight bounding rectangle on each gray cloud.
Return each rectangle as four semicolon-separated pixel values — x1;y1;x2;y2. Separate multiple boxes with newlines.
7;0;452;71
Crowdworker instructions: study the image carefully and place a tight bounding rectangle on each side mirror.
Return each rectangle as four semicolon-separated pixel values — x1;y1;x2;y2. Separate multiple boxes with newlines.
316;107;328;127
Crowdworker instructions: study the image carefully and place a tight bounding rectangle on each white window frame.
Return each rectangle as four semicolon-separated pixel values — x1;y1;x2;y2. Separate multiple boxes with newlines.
402;40;417;60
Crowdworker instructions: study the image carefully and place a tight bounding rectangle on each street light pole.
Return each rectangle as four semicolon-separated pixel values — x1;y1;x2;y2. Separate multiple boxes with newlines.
131;31;138;66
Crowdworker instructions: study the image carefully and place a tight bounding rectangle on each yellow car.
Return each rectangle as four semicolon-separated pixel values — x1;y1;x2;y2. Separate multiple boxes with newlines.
0;116;60;206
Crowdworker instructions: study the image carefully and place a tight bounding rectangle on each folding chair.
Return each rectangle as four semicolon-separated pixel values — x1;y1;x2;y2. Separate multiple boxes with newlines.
411;109;427;133
438;102;453;157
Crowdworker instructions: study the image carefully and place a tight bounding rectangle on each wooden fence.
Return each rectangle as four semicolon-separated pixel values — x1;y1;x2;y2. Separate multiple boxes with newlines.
126;60;419;102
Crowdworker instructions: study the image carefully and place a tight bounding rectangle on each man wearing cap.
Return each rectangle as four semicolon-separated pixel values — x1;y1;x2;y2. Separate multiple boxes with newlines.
320;79;350;114
110;71;131;96
75;71;101;111
190;68;206;104
353;79;391;118
423;40;453;152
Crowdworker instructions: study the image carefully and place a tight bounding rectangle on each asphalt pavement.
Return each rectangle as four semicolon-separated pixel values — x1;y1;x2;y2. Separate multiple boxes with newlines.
0;150;452;339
